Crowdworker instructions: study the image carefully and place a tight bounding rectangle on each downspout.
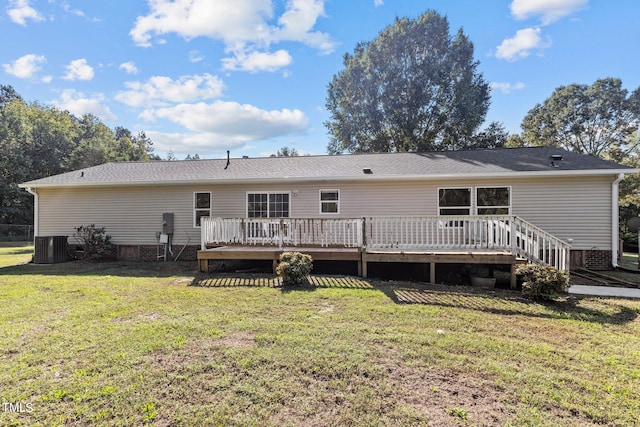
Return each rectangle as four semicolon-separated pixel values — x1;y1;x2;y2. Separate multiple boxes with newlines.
611;173;624;268
25;187;38;239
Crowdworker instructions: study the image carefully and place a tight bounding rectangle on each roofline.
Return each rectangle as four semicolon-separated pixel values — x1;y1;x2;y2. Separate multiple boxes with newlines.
19;168;640;189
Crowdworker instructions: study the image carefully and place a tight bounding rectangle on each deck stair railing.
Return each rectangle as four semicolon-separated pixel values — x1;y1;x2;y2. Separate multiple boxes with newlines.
201;215;571;271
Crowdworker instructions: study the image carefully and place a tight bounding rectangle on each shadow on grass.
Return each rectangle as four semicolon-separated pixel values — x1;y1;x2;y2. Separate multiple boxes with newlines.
379;285;639;325
3;260;637;326
190;273;639;325
0;259;201;278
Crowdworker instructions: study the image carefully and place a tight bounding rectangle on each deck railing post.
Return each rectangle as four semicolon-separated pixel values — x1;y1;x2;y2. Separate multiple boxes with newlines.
510;217;517;257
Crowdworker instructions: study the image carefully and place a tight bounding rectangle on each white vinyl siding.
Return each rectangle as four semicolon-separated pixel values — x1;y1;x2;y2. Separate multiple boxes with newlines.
34;174;615;250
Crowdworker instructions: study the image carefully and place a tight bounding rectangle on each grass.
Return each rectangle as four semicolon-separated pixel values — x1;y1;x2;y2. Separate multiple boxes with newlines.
0;247;639;425
0;242;33;268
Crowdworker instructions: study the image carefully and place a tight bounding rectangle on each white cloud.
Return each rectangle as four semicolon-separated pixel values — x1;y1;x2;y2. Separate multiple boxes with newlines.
510;0;588;25
374;0;384;6
2;54;46;79
145;130;250;156
54;89;117;122
7;0;44;25
115;73;225;108
141;101;309;140
490;81;526;94
495;27;551;61
222;49;292;73
130;0;273;48
271;0;334;54
130;0;335;72
119;61;138;75
63;59;94;81
189;50;204;63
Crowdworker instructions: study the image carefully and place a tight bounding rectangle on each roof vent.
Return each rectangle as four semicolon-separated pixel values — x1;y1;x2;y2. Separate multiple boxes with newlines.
550;154;563;168
242;155;249;159
363;168;373;174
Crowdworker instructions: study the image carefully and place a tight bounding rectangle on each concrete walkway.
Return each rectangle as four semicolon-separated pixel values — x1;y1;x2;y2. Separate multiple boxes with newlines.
569;285;640;299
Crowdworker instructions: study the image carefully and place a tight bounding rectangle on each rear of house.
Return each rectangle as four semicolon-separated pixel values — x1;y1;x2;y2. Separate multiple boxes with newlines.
20;147;635;270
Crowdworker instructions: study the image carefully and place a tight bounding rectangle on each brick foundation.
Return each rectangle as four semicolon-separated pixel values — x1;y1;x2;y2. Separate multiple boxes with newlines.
571;249;613;271
584;250;613;271
118;244;199;261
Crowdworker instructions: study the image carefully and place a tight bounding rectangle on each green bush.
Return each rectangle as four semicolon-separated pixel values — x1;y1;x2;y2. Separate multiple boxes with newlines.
515;263;569;301
73;224;115;260
276;252;313;286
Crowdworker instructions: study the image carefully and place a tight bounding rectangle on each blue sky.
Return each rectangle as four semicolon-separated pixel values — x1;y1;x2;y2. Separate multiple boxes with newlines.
2;0;639;159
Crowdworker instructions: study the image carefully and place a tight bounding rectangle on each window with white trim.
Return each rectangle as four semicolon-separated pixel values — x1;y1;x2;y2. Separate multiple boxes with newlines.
194;192;211;227
476;187;511;214
438;188;471;215
320;190;340;214
247;192;290;217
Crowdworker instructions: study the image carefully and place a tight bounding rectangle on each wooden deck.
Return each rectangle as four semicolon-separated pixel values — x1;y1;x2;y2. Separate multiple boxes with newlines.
198;246;521;288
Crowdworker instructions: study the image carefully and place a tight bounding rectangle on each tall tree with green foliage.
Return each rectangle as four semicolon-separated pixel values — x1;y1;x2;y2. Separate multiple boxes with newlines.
325;10;490;154
519;78;640;160
0;84;158;225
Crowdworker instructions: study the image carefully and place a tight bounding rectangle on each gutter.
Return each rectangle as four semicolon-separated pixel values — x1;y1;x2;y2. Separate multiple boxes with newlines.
18;168;640;190
24;187;38;238
611;173;625;268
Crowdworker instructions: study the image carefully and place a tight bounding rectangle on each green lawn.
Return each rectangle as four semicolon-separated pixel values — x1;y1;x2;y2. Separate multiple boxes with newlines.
0;242;33;268
0;252;639;425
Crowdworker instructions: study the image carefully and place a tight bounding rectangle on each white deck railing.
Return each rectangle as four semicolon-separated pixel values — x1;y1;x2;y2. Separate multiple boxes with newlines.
201;216;571;271
201;217;363;249
365;215;512;251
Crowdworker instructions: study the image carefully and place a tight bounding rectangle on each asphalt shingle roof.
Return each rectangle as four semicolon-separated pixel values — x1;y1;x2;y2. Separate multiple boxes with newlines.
20;147;633;187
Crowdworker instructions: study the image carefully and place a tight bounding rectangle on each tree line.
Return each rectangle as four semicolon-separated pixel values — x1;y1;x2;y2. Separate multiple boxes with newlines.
0;85;159;225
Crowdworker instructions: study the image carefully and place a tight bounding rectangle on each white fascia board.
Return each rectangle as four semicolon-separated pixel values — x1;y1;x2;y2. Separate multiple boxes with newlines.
18;168;640;189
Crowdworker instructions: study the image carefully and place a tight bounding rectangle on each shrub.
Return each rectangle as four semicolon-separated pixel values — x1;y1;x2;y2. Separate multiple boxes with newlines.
515;263;569;301
276;252;313;286
73;224;115;260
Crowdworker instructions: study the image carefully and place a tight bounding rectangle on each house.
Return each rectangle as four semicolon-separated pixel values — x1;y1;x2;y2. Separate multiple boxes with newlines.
19;147;637;281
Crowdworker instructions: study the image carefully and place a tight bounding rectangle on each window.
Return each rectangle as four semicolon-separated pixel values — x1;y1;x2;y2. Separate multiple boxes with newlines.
194;192;211;227
477;187;510;214
320;190;340;214
438;188;471;215
247;192;290;217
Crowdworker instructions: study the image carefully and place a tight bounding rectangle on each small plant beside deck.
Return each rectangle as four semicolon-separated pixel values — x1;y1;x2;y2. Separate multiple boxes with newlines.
275;252;313;286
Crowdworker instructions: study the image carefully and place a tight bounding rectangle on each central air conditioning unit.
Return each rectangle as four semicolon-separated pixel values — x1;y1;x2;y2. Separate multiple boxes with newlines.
34;236;68;264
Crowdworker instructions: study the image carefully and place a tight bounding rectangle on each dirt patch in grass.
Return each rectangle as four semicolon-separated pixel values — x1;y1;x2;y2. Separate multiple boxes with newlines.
391;366;511;426
214;331;256;348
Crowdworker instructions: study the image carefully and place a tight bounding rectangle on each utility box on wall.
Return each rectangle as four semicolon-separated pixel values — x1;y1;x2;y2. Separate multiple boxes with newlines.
162;213;174;234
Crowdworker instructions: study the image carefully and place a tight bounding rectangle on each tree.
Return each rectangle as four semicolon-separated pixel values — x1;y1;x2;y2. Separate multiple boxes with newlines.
325;10;490;154
270;146;299;157
0;84;158;224
465;121;509;149
520;78;640;160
